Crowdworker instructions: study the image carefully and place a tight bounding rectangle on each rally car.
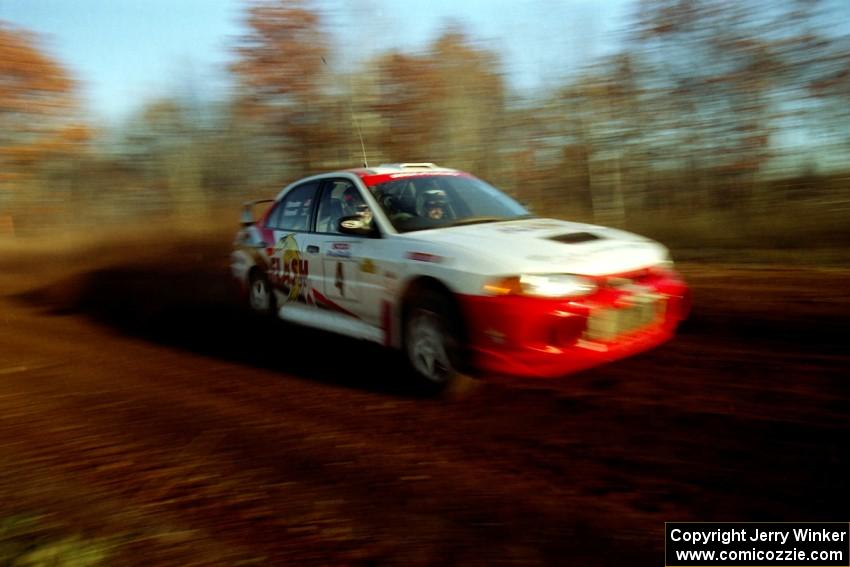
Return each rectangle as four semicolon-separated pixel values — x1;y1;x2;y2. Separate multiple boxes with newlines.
231;163;689;388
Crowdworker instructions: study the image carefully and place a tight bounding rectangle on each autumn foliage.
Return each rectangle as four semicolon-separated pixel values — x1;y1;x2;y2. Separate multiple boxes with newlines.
0;23;87;180
1;1;849;249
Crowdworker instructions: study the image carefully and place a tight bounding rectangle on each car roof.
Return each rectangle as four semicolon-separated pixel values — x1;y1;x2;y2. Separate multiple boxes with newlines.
343;163;469;188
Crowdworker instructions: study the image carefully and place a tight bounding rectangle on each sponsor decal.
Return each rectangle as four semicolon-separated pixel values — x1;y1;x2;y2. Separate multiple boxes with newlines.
406;252;442;263
270;234;309;303
387;171;462;179
327;241;352;258
360;258;376;274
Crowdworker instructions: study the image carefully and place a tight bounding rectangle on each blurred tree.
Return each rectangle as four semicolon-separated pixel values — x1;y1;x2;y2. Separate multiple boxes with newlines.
369;27;506;178
550;63;639;222
626;0;849;206
499;98;570;214
428;28;506;179
138;99;205;220
804;20;850;170
370;51;446;163
231;0;339;175
0;22;89;226
628;0;774;204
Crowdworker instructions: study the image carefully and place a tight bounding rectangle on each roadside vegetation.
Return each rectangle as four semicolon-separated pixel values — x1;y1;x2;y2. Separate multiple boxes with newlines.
0;515;112;567
1;0;848;259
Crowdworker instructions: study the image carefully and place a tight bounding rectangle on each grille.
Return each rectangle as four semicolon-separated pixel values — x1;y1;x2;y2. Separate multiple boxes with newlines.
606;269;652;288
584;297;664;341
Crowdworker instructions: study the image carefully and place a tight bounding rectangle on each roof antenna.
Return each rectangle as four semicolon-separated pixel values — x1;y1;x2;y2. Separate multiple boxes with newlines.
322;56;369;168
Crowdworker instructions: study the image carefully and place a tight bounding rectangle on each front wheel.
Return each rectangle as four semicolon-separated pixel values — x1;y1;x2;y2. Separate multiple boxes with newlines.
404;290;475;395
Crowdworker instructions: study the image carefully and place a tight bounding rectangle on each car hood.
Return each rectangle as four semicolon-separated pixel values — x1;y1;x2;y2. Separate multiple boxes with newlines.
399;217;668;276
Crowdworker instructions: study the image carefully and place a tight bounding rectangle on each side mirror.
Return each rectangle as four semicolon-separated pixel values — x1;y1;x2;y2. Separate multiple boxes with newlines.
338;214;378;237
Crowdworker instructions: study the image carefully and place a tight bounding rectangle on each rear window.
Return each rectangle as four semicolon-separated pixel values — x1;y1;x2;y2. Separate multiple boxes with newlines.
267;181;319;232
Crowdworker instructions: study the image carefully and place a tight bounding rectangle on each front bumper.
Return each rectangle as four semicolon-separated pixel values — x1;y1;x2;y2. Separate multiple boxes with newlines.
457;268;690;378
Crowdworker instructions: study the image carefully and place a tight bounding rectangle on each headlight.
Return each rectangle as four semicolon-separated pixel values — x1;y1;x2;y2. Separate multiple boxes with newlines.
658;249;675;269
483;274;597;298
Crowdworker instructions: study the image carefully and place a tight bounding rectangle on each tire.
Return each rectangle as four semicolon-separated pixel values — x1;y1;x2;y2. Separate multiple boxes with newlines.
248;269;276;317
403;289;473;394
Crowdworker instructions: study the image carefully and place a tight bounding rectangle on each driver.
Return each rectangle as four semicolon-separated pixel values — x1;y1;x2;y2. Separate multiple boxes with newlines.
422;189;449;220
341;185;373;225
342;186;365;215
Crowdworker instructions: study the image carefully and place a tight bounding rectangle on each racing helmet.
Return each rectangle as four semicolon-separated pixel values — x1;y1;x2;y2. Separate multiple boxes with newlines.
341;186;363;215
421;189;449;220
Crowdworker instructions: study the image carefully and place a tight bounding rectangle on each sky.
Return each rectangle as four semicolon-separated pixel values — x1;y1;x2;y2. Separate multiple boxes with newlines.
0;0;631;124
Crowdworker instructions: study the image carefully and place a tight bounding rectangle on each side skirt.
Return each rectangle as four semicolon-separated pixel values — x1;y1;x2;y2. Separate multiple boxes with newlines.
276;302;385;345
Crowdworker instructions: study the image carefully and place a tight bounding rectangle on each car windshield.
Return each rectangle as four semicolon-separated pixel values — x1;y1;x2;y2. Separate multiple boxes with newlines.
369;174;530;233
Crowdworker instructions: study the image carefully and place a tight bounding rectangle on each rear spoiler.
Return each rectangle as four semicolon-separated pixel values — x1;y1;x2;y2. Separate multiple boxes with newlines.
240;198;274;227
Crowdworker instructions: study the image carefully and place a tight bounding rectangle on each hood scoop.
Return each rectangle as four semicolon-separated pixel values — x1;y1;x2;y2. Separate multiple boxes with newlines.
548;231;603;244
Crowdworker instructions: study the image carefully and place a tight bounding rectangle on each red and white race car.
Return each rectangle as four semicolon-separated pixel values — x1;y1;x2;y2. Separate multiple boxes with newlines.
231;163;689;387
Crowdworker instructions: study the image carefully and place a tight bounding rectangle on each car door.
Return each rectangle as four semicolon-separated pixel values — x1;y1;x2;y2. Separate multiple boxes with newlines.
263;180;323;311
312;177;383;326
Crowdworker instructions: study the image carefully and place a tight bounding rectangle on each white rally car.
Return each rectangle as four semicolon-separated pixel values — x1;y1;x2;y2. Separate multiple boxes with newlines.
231;163;689;387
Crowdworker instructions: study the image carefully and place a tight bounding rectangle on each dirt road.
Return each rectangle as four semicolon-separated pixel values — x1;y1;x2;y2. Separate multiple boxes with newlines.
0;234;848;565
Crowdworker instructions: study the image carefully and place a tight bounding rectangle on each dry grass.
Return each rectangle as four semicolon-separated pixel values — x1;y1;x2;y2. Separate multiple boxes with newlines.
1;198;848;269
